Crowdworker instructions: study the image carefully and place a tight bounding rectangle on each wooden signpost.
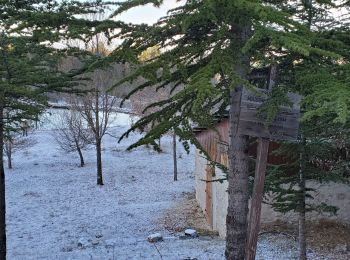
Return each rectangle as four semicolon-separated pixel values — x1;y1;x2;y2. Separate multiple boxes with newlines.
239;88;301;141
242;65;302;260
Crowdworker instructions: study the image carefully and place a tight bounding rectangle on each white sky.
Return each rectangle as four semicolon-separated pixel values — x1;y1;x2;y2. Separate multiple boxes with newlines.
81;0;346;25
114;0;185;25
53;0;184;49
57;1;347;50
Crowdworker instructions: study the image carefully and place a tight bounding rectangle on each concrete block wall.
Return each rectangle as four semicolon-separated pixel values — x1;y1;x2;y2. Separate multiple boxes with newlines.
194;150;350;238
194;151;207;213
211;168;228;237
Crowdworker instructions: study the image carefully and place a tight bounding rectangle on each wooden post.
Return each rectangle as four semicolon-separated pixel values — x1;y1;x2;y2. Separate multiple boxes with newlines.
298;136;307;260
205;165;214;229
173;131;178;181
245;138;269;260
246;64;276;260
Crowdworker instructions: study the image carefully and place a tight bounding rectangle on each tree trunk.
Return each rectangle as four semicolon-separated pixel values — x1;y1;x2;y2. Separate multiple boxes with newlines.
5;140;12;170
173;131;178;181
298;138;307;260
225;23;252;260
298;1;312;258
94;87;103;185
225;82;250;260
7;148;11;170
96;139;103;185
0;101;7;259
35;114;38;129
77;146;84;167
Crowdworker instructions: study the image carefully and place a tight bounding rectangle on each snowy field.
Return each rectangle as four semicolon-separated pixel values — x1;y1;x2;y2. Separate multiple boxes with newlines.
5;110;333;259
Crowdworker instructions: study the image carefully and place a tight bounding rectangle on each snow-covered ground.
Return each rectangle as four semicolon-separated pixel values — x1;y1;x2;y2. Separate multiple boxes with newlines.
5;111;332;259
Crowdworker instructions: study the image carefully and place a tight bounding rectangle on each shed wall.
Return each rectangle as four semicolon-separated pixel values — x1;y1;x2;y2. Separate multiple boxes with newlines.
195;159;350;238
194;118;350;238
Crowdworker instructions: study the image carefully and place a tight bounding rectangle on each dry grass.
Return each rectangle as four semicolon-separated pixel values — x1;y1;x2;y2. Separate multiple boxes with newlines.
158;192;349;258
261;219;350;257
157;192;219;236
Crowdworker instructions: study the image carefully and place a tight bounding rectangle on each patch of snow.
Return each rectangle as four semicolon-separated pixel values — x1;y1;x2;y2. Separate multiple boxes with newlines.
5;109;338;259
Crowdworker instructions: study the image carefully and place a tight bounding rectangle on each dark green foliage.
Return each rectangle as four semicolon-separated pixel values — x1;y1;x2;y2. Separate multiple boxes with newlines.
0;0;124;133
262;0;350;217
0;34;79;130
101;2;350;221
265;129;349;215
104;0;340;155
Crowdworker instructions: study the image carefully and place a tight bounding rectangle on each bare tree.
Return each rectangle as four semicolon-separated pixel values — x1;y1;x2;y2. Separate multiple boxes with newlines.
60;8;119;185
3;109;36;169
53;109;93;167
3;131;36;169
74;68;118;185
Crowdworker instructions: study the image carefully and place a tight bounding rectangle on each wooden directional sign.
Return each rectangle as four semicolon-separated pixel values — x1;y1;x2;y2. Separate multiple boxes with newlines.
237;88;302;141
